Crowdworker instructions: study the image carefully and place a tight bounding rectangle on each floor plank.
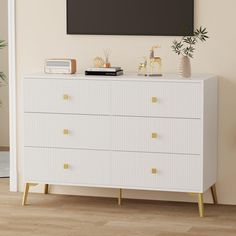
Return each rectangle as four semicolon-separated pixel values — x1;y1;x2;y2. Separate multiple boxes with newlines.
0;179;236;236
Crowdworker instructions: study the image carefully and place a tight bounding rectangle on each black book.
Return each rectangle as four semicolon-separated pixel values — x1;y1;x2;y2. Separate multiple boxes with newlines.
85;70;124;76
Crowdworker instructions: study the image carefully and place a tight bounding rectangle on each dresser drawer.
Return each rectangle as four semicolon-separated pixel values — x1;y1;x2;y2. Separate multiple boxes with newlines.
112;81;202;118
112;117;201;154
111;152;202;191
24;79;111;114
24;148;111;185
24;113;111;149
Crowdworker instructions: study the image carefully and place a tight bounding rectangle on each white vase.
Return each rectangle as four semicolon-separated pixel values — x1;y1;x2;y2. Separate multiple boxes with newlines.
179;56;191;78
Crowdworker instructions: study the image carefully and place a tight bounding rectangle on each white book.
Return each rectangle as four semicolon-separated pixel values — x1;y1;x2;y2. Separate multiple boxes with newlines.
86;67;121;72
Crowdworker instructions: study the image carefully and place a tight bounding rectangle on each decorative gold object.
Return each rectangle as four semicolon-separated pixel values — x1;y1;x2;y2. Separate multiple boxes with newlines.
138;57;147;75
151;168;158;174
152;97;158;103
63;129;69;135
138;45;162;77
152;133;158;139
149;45;162;76
63;94;69;100
64;163;69;169
93;57;105;68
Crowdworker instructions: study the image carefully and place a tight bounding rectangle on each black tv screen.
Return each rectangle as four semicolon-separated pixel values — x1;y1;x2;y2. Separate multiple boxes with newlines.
67;0;194;36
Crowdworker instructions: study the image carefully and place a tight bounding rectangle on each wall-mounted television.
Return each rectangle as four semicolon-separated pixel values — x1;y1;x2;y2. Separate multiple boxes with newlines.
67;0;194;36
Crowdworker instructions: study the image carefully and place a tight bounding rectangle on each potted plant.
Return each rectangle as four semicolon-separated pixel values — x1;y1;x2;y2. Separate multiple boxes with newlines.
171;27;209;78
0;40;7;107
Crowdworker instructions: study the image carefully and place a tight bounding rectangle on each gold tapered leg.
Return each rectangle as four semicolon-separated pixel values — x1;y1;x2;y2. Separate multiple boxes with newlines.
22;183;39;206
210;184;218;204
198;193;204;217
118;189;122;206
22;183;30;206
44;184;49;194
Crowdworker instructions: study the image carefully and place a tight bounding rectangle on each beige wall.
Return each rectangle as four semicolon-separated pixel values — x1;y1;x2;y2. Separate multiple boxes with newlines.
16;0;236;205
0;0;9;147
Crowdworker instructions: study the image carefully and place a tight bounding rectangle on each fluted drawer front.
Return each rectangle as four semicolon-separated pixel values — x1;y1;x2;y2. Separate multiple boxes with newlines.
24;147;111;185
111;152;201;191
112;117;201;154
24;113;110;149
112;81;202;118
24;79;111;114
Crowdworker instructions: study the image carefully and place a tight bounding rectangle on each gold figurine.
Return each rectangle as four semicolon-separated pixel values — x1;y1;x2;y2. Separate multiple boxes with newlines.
138;57;147;75
138;45;162;77
149;45;162;76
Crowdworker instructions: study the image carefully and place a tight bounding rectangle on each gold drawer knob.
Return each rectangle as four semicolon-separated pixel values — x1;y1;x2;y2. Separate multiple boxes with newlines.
63;164;69;169
63;129;70;135
151;168;158;174
63;94;70;100
152;133;158;139
152;97;158;103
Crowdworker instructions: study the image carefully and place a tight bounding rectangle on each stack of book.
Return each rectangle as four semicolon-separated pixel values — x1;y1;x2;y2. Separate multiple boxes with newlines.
85;67;123;76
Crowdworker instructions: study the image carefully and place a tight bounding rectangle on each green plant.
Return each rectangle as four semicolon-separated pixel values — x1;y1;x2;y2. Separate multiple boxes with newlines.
171;27;209;58
0;40;7;85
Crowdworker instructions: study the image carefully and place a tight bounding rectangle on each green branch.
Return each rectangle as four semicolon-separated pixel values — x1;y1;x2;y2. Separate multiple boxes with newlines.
0;40;7;49
171;27;209;58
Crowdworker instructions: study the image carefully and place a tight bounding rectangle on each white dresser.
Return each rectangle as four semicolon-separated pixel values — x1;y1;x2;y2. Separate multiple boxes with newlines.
23;74;218;217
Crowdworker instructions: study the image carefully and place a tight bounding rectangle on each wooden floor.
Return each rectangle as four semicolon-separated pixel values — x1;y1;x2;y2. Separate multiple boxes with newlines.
1;179;236;236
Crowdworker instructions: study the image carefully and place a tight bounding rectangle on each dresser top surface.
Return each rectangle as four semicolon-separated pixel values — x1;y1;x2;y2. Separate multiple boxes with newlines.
25;73;216;83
